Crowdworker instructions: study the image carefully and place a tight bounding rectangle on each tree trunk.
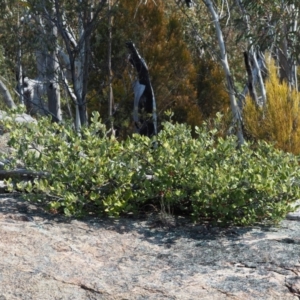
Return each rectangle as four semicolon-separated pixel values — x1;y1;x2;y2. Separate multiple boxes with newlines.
51;0;107;129
278;4;298;90
108;0;114;135
203;0;244;145
0;79;16;109
240;52;267;108
235;0;266;108
17;7;24;105
47;9;62;123
244;51;259;105
126;42;157;136
252;50;267;105
126;41;157;137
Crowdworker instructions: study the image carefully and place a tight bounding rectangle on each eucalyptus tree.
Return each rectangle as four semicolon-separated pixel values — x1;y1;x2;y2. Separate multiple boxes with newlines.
204;0;244;144
0;0;24;108
236;0;300;90
178;0;300;144
22;0;110;128
0;0;113;128
177;0;245;144
232;0;267;107
0;0;62;118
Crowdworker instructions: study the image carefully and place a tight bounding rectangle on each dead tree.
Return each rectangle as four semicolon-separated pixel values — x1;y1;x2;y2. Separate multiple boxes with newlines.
126;41;157;137
244;51;259;105
240;50;267;108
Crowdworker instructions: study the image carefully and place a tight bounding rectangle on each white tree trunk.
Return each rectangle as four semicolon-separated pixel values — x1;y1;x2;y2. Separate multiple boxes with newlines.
47;22;62;122
53;0;107;128
203;0;244;145
252;51;266;104
0;79;16;109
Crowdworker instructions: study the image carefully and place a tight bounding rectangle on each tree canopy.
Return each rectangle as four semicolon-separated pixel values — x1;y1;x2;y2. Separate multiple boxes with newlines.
0;0;299;144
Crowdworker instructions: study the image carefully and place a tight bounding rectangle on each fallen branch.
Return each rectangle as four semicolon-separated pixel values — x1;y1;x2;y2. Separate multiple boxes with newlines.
0;169;49;180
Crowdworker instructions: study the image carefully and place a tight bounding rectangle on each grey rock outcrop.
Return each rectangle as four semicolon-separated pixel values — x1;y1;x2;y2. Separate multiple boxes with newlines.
0;110;36;124
0;195;300;299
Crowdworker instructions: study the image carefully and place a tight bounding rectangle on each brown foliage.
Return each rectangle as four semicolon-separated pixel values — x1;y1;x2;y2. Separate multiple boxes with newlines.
196;58;230;118
90;0;203;136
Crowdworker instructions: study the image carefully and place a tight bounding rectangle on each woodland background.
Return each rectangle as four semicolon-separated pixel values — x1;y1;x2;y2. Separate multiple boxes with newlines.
0;0;298;150
0;1;300;225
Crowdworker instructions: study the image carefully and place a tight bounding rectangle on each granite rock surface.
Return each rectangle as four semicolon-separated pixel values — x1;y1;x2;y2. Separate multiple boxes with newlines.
0;195;300;299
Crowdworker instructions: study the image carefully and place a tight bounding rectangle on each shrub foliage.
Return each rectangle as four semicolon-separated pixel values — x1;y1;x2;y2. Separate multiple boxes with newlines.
1;111;300;226
244;58;300;154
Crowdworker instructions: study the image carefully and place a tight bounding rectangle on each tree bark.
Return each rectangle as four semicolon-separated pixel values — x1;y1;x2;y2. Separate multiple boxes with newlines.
0;79;16;109
47;7;62;123
17;7;24;105
278;4;298;89
252;51;267;105
203;0;244;145
53;0;106;129
244;51;259;105
126;41;157;137
239;52;267;108
108;0;114;135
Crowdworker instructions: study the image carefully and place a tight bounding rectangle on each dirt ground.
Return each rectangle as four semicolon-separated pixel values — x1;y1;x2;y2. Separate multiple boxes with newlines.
0;194;300;300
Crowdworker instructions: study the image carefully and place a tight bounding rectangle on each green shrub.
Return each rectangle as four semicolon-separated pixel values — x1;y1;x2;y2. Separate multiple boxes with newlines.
1;110;300;225
3;111;135;217
132;115;300;225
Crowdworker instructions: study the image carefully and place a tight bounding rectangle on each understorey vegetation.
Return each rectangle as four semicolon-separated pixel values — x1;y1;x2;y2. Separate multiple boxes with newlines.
1;109;300;226
0;1;300;229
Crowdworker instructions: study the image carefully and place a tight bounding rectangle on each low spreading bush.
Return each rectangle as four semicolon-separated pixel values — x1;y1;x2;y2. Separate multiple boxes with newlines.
1;110;300;225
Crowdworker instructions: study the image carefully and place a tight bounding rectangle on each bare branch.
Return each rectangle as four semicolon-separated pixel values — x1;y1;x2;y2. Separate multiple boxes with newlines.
0;169;49;180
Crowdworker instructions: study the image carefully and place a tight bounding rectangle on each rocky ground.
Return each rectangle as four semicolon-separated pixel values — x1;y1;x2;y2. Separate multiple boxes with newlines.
0;194;300;300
